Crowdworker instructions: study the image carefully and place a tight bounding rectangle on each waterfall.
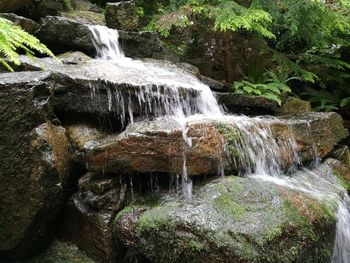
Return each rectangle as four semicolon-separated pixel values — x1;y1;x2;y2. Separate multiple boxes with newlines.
88;25;350;262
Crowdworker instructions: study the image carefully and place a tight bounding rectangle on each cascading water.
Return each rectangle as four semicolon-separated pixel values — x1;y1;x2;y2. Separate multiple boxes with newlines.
88;25;350;262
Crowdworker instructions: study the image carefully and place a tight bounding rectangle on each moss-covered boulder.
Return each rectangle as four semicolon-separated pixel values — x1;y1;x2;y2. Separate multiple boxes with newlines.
114;174;337;262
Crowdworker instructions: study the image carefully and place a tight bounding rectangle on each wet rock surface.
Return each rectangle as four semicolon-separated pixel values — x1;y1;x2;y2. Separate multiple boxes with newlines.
85;113;348;176
115;169;338;263
36;16;162;58
279;112;349;160
61;172;129;263
0;71;71;260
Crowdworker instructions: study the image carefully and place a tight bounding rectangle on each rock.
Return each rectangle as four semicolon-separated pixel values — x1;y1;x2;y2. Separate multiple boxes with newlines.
330;145;350;166
60;172;129;262
37;16;162;58
115;168;338;262
215;92;280;115
280;97;312;114
27;240;96;263
37;16;96;56
0;0;32;12
0;13;39;34
279;112;349;161
61;10;105;25
67;125;107;149
105;1;139;31
200;75;231;92
325;159;350;193
57;51;92;64
0;72;72;260
85;113;348;176
33;0;65;18
118;30;162;58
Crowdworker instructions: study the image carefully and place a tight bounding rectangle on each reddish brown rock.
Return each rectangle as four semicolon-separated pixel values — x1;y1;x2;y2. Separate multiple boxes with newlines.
85;113;348;176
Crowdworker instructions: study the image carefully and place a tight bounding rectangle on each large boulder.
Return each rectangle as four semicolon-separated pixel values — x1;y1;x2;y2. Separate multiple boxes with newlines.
37;16;96;56
0;72;71;260
85;113;348;176
105;1;139;31
114;163;342;262
36;16;162;58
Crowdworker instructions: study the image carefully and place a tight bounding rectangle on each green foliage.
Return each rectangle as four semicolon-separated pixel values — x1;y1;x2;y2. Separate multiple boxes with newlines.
0;18;55;72
137;0;350;112
61;0;73;10
233;79;291;105
146;0;275;38
233;68;292;105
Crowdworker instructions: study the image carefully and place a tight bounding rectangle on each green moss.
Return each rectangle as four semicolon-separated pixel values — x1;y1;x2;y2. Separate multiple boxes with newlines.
334;171;350;192
214;122;240;156
214;194;246;219
189;240;205;252
283;200;316;240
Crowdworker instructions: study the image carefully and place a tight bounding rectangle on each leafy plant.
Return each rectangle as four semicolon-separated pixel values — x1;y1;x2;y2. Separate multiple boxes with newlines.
233;78;291;105
0;17;55;71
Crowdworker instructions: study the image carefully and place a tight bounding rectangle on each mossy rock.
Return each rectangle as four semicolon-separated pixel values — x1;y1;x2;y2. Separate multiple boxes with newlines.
115;176;336;263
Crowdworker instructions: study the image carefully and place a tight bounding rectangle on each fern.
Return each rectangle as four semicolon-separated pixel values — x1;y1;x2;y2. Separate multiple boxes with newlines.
147;0;274;39
0;17;55;72
233;78;291;105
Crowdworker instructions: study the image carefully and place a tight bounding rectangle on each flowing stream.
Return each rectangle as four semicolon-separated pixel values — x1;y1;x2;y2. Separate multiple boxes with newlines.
88;25;350;262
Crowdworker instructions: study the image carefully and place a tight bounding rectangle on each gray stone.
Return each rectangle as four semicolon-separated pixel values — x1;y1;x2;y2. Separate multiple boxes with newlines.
0;13;39;34
37;16;162;58
0;71;71;260
105;1;139;31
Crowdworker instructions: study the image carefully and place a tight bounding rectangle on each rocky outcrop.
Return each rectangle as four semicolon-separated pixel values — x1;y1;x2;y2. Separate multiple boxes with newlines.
280;112;349;160
105;1;139;31
118;30;162;58
36;16;162;58
0;72;71;260
85;113;348;176
0;13;39;34
279;97;311;114
114;163;341;262
37;16;96;56
215;92;280;114
61;172;129;262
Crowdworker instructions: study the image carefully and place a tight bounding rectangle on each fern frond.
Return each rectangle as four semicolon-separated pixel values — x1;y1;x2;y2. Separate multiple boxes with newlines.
0;17;55;71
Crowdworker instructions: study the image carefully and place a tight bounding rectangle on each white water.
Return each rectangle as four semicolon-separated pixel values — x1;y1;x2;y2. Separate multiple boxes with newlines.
88;25;350;261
